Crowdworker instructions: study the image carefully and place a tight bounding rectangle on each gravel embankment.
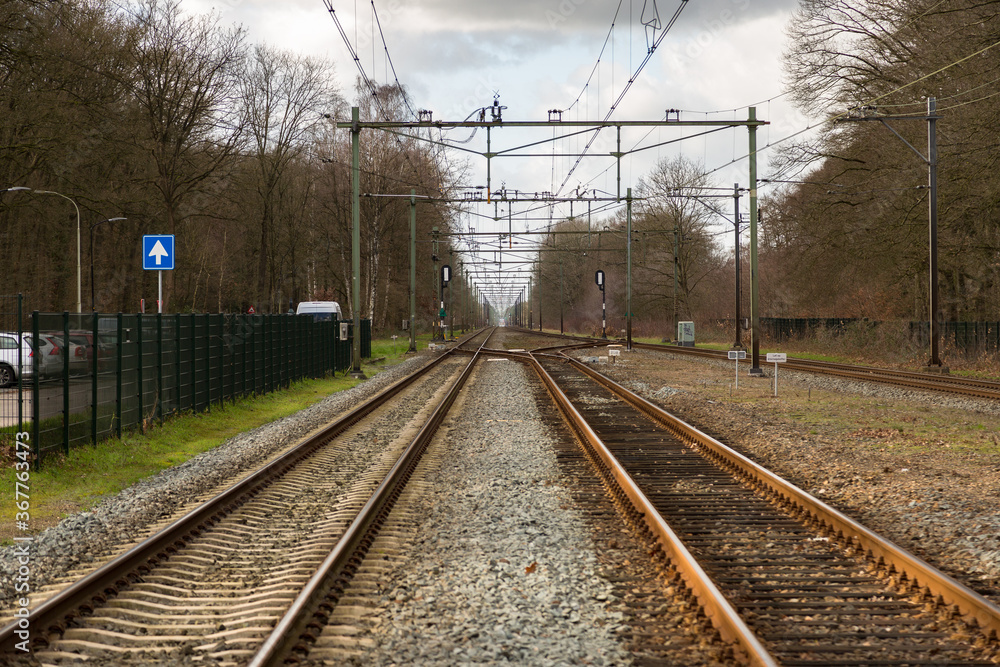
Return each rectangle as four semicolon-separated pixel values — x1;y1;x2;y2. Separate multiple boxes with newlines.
348;357;631;666
586;347;1000;604
0;353;437;606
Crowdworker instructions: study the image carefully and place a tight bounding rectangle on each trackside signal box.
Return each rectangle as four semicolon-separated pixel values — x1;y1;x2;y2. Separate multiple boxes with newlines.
677;321;695;346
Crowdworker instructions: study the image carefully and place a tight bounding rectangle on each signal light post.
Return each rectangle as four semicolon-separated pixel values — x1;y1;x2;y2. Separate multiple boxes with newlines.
441;263;451;340
595;269;606;339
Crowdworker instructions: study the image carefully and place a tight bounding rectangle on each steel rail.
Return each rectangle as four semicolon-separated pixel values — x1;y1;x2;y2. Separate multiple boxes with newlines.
248;328;496;666
525;351;779;667
622;336;1000;397
560;352;1000;641
0;333;488;655
511;327;1000;399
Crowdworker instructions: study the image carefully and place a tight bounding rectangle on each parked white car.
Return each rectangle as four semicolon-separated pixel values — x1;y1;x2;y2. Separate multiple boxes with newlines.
0;332;36;387
39;333;88;377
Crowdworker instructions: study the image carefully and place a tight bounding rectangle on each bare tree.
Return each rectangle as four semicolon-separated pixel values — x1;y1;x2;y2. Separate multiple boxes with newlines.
775;0;1000;320
125;0;246;312
238;44;338;312
634;156;720;328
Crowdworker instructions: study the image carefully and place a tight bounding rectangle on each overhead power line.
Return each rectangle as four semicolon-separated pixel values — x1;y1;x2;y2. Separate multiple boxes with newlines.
369;0;417;120
564;1;624;117
555;0;690;197
691;35;1000;192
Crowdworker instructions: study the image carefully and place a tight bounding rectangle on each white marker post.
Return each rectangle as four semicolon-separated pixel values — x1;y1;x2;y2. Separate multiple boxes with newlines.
728;349;746;388
766;352;787;396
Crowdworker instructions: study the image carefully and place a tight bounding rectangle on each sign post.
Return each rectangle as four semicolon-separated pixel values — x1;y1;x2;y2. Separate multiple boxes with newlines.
142;235;175;313
728;349;747;389
766;352;787;396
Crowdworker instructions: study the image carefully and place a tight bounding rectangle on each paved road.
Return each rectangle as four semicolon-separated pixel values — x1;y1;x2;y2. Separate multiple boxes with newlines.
0;375;119;427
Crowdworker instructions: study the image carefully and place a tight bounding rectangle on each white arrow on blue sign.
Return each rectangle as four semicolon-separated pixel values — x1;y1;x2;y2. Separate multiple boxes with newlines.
143;235;175;270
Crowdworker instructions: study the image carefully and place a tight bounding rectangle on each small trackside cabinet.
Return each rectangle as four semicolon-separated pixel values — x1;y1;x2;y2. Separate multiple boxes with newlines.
677;321;695;347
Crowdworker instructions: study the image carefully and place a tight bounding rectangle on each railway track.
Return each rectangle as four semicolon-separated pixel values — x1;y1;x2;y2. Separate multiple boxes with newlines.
528;349;1000;664
6;327;997;664
0;328;495;665
512;327;1000;401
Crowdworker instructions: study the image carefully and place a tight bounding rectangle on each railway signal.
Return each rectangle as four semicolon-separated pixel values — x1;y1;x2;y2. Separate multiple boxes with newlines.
595;270;606;339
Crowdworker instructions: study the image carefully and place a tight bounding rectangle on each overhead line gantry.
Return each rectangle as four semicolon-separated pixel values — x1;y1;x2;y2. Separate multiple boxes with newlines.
338;108;770;371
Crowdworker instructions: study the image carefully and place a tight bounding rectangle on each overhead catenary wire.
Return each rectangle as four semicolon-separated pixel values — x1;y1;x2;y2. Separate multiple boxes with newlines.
369;0;416;120
685;35;1000;195
564;1;624;117
555;0;690;198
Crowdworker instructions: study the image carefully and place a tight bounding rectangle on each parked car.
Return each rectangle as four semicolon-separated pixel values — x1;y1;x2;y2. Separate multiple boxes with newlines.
0;332;35;387
38;333;88;377
69;331;113;373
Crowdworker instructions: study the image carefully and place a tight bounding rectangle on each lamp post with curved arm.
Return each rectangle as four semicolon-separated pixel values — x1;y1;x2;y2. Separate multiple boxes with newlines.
4;187;82;312
35;190;82;313
90;217;127;312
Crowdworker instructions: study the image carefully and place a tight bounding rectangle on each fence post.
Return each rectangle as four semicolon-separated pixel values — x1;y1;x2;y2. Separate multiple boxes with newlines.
31;312;40;470
14;295;22;436
175;313;181;414
241;314;248;398
136;313;144;434
228;316;235;403
62;312;69;455
91;311;98;446
279;314;285;388
204;313;211;412
251;315;257;396
217;314;224;405
189;314;197;411
157;312;163;425
115;314;122;440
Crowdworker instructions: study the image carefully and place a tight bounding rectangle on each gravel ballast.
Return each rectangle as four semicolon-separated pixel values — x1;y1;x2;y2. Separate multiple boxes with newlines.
352;357;630;666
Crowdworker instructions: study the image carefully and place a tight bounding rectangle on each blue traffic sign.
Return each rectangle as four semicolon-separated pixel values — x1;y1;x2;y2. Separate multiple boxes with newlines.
143;235;175;270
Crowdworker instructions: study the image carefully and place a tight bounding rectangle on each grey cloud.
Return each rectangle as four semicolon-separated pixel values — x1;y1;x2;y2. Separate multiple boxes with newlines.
399;0;799;35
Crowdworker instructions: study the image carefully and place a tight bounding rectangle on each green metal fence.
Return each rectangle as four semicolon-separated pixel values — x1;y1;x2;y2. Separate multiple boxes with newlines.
0;295;30;461
2;311;370;469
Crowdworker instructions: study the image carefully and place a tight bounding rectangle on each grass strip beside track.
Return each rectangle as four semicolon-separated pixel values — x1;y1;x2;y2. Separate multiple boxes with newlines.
0;336;429;544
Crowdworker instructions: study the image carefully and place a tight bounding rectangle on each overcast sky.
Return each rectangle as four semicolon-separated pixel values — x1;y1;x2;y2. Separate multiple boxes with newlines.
181;0;813;309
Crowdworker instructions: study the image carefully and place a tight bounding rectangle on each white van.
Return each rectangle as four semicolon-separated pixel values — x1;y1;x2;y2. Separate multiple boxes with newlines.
296;301;343;322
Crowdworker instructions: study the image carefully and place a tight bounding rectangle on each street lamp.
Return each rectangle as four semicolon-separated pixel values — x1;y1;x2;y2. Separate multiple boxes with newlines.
90;217;127;312
4;187;82;312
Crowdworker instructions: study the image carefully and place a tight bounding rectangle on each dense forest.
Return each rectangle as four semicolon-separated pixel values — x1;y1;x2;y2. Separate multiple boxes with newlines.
3;0;1000;336
760;0;1000;321
0;0;458;328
